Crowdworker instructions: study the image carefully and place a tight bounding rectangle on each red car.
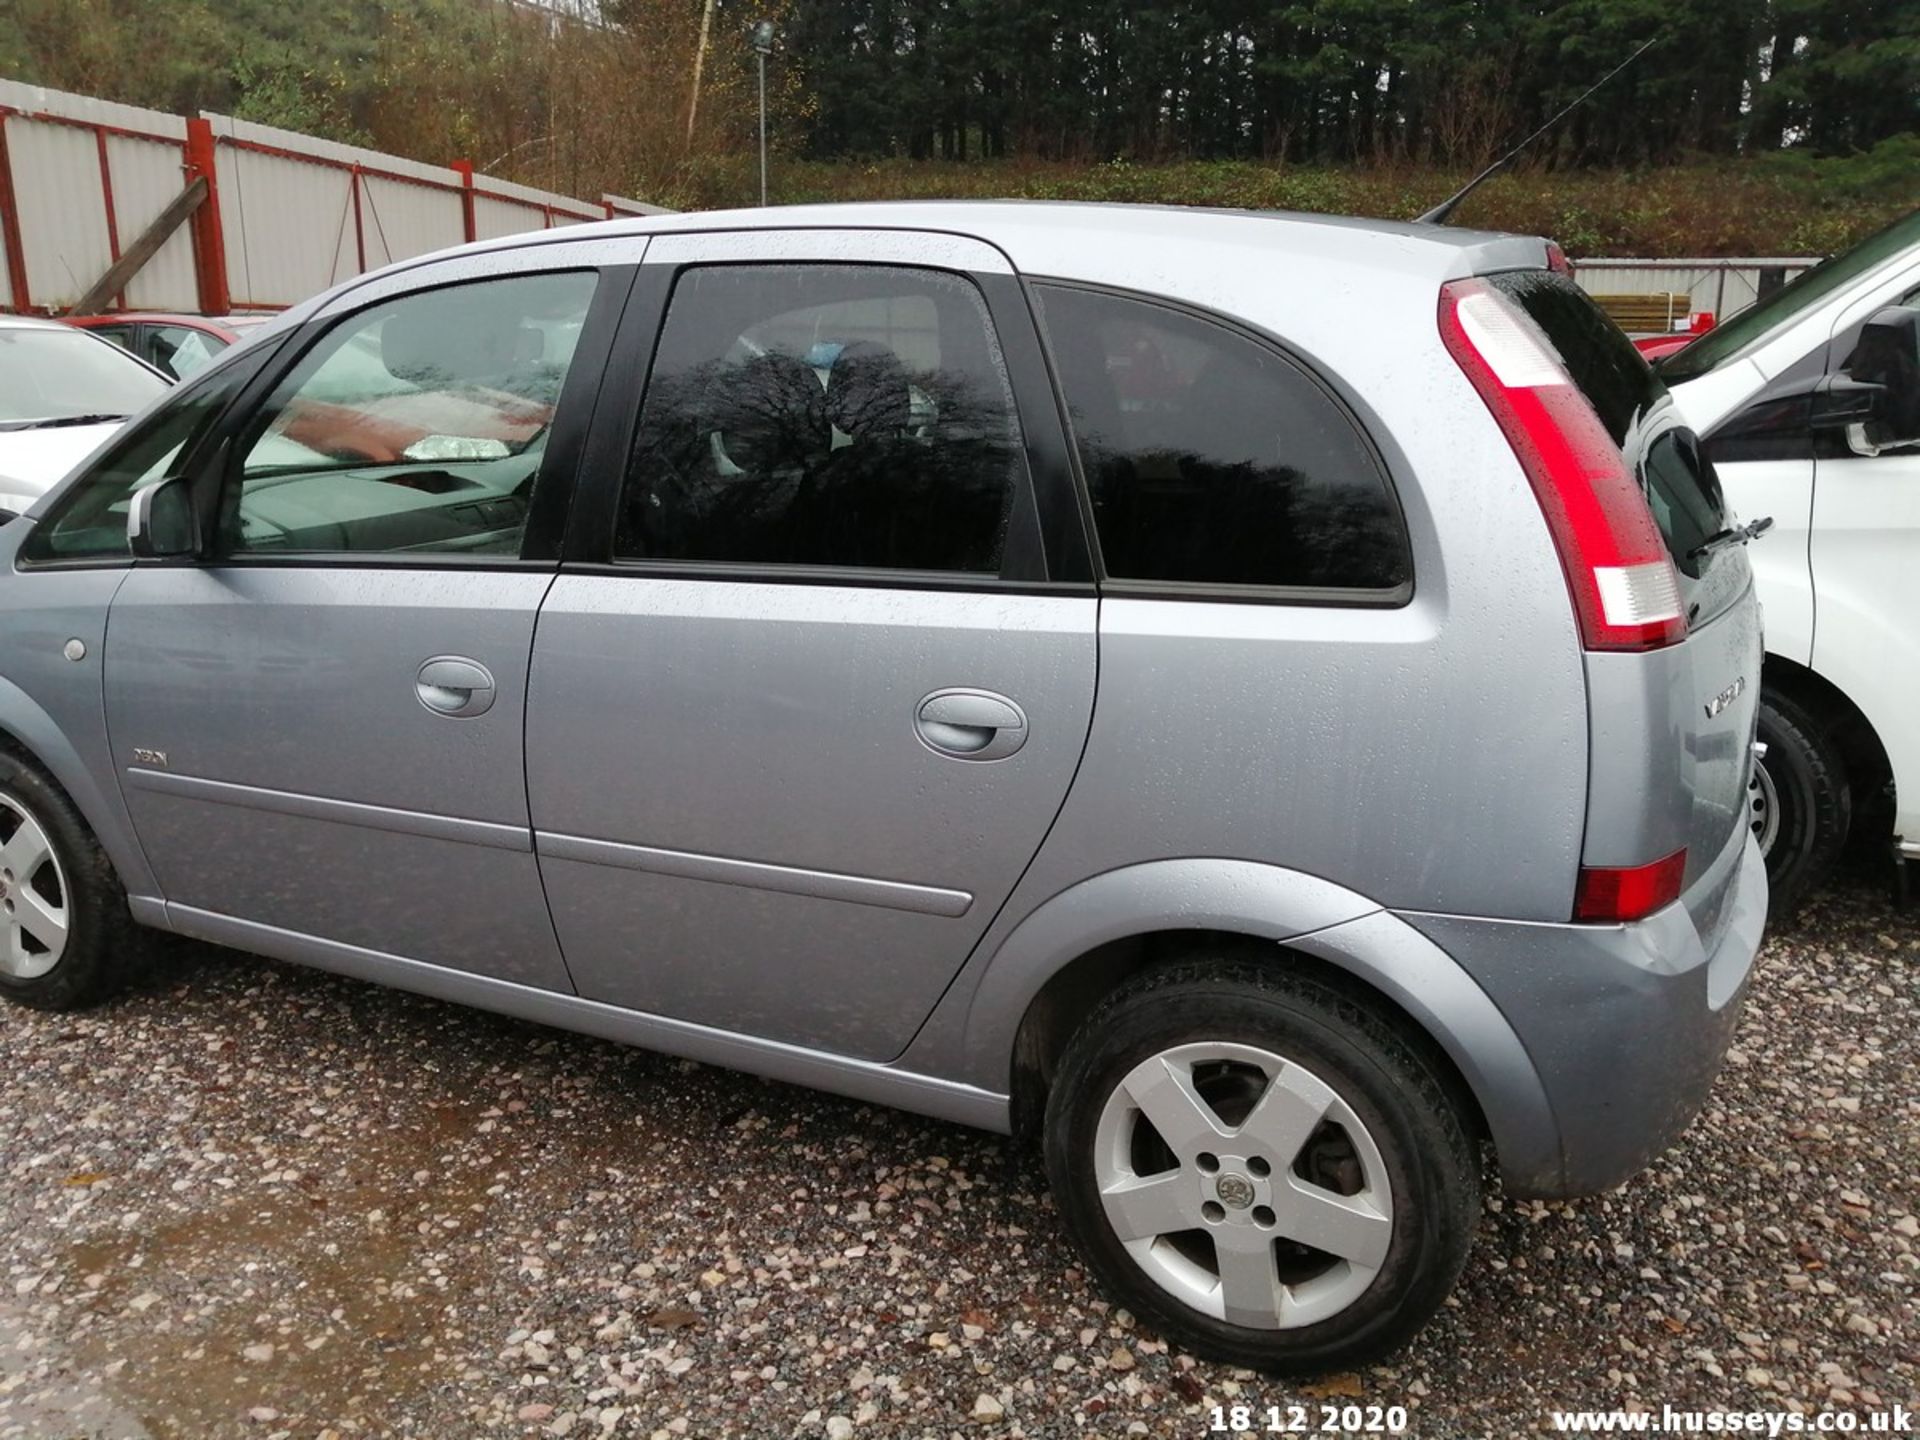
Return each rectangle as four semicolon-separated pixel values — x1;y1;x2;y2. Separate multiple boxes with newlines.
1631;331;1698;362
1630;311;1718;363
63;311;273;380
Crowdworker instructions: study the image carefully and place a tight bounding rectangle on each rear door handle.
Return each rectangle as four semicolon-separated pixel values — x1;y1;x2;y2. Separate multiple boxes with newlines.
416;656;496;718
915;688;1028;761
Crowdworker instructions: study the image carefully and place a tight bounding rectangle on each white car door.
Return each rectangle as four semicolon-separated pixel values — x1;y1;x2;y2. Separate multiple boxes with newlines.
1807;260;1920;861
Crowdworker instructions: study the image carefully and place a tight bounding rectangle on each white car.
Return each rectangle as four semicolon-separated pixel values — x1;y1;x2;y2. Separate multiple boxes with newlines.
0;315;172;520
1662;208;1920;912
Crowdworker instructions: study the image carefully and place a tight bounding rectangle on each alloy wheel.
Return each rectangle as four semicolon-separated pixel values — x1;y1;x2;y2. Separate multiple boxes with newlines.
1092;1041;1394;1330
0;794;70;980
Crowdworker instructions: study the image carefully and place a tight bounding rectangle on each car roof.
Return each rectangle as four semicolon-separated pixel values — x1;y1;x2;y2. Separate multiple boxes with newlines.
259;200;1552;348
440;199;1548;286
0;313;74;332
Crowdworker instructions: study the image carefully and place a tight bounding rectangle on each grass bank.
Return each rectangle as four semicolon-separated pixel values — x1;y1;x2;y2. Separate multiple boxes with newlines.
657;146;1918;258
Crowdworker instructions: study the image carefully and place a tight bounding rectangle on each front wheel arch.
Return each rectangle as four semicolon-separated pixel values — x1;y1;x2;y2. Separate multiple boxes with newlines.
0;687;158;904
1761;653;1891;811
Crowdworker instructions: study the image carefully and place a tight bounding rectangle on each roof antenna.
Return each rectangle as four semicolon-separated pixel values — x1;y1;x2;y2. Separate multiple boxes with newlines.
1415;35;1661;225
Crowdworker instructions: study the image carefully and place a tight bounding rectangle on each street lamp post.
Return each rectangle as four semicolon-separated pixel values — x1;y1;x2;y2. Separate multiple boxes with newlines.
751;21;776;207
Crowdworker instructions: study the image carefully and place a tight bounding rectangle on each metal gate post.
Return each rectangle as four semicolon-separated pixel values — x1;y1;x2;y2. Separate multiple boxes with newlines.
349;164;366;273
453;160;478;243
183;117;231;315
0;112;32;311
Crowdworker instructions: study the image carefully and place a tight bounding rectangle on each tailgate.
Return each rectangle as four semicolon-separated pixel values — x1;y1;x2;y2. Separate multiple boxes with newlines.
1673;557;1764;939
1488;268;1765;937
1584;570;1761;947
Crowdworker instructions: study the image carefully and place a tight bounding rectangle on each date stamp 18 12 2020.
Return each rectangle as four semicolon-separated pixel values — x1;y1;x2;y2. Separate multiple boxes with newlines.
1207;1403;1412;1434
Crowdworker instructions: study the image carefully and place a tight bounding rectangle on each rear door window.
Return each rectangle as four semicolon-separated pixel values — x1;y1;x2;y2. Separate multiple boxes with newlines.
615;264;1026;576
1487;270;1740;620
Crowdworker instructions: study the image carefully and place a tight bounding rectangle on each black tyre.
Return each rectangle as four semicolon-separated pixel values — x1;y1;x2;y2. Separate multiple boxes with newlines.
1752;690;1850;919
1043;958;1480;1374
0;750;144;1010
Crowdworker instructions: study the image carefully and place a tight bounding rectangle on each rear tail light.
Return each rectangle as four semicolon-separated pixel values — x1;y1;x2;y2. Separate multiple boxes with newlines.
1439;278;1686;652
1545;242;1572;276
1573;850;1687;923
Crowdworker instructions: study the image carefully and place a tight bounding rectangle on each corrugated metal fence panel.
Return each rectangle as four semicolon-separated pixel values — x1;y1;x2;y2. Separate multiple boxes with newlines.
104;133;199;310
216;139;360;307
605;193;676;217
473;194;551;242
0;78;187;139
473;172;606;234
357;173;464;267
0;81;188;312
204;113;470;306
538;193;603;223
2;82;654;314
206;112;460;188
9;115;112;310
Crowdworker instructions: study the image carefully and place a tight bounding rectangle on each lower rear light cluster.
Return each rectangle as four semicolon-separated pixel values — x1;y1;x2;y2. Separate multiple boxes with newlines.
1573;850;1687;924
1438;278;1686;652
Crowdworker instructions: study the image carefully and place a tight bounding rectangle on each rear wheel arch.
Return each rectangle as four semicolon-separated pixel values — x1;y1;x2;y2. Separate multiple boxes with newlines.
968;859;1562;1194
1009;928;1491;1161
1041;956;1482;1369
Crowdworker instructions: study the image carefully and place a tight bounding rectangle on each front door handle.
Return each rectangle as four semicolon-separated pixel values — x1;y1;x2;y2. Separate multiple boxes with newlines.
416;656;496;718
915;688;1028;761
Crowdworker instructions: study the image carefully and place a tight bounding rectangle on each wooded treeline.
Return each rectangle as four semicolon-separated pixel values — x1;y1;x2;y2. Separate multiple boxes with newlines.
2;0;1916;235
782;0;1920;166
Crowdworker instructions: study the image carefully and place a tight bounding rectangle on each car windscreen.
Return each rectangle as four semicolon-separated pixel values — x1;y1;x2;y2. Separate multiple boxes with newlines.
1659;207;1920;383
1487;270;1739;616
0;327;170;426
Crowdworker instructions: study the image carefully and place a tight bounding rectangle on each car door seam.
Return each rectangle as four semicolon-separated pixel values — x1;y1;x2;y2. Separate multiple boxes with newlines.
887;590;1105;1063
522;568;579;994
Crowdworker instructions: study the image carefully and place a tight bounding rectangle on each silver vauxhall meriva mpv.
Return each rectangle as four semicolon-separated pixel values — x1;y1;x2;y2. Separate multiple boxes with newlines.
0;203;1767;1371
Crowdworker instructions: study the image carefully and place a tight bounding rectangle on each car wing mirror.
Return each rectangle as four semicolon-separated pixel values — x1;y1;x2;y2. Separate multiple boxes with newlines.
126;476;199;559
1810;376;1887;429
1835;305;1920;456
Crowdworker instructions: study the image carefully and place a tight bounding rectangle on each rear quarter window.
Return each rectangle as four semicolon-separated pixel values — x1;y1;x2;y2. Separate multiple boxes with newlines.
1033;283;1409;595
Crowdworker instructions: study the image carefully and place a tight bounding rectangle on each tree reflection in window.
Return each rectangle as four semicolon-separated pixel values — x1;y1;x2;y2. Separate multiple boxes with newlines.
619;266;1021;574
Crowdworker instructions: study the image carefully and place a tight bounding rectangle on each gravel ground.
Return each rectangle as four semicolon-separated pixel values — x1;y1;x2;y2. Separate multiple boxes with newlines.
0;869;1913;1439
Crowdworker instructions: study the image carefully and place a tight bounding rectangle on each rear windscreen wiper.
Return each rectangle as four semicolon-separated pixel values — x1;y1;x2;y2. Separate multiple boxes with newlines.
1689;514;1774;561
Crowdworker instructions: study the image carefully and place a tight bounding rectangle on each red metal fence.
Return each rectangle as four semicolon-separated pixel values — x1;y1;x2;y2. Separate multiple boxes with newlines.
0;78;665;316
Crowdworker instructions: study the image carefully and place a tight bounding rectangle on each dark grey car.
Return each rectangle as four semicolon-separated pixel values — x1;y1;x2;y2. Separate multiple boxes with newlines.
0;203;1766;1371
